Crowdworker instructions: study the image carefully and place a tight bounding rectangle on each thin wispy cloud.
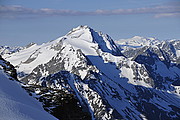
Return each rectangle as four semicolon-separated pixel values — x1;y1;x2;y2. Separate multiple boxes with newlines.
0;4;180;18
154;13;180;18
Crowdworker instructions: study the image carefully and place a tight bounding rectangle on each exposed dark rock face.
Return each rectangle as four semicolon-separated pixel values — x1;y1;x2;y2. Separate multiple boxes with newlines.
0;46;23;55
23;83;92;120
0;55;17;79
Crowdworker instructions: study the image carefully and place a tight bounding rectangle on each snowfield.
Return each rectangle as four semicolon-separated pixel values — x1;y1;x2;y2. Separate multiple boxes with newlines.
0;70;57;120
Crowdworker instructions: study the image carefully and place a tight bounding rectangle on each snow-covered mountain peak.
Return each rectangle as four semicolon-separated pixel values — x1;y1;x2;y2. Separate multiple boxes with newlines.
4;26;122;75
64;25;121;56
116;36;160;48
65;25;93;43
69;25;90;32
132;36;144;39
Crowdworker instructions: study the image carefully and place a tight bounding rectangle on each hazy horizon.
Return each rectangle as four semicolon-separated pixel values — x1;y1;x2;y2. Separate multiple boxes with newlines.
0;0;180;46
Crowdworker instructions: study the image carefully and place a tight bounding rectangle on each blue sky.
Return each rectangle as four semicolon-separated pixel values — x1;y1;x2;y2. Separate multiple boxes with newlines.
0;0;180;46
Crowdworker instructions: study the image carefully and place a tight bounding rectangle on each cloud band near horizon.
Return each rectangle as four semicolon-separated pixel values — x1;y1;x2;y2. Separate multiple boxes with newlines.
0;5;180;18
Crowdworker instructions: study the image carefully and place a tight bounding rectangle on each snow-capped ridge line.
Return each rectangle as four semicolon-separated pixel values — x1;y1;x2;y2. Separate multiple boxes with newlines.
63;25;122;56
116;36;161;48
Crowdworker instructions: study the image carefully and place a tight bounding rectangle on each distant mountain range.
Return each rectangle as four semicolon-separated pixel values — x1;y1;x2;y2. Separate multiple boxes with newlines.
1;25;180;120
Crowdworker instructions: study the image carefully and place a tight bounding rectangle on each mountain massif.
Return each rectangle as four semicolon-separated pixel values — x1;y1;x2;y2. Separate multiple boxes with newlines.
1;25;180;120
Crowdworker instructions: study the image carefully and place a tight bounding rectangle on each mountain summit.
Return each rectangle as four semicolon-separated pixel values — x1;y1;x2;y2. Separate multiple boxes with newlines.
62;25;122;56
2;26;180;120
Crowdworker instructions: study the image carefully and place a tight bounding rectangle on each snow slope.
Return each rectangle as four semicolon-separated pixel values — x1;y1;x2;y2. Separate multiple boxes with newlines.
0;70;57;120
5;41;60;74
